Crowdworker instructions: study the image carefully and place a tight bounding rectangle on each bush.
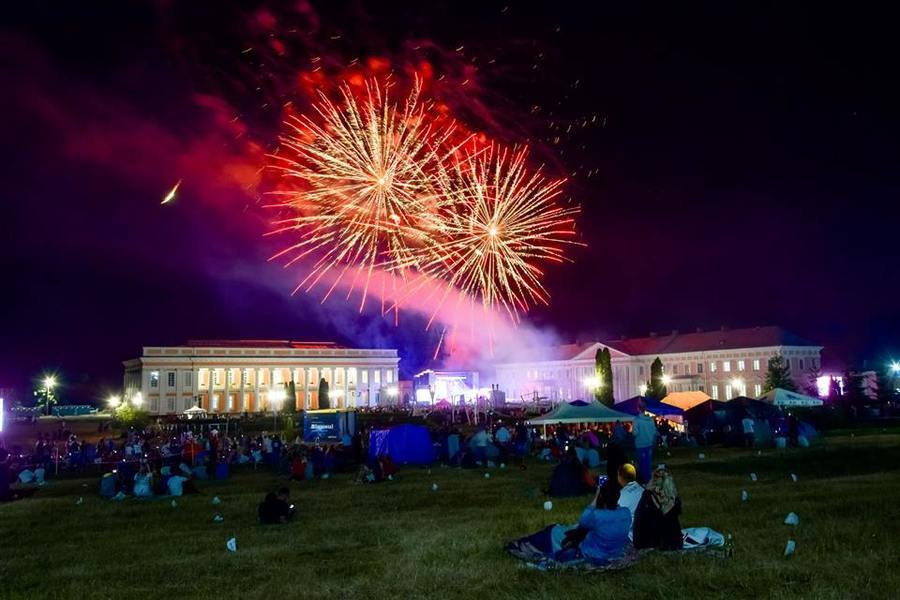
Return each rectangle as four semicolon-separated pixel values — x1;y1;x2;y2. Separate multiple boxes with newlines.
113;403;150;429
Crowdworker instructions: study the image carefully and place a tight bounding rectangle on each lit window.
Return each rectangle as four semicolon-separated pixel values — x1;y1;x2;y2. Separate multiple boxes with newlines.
723;361;731;373
374;370;381;384
227;394;234;411
167;372;176;387
150;371;159;388
184;372;192;387
228;370;235;385
362;370;369;385
211;394;219;411
754;384;762;397
213;370;221;386
737;360;745;372
711;385;719;400
725;384;733;399
697;363;703;374
710;362;717;373
386;370;394;383
753;359;761;371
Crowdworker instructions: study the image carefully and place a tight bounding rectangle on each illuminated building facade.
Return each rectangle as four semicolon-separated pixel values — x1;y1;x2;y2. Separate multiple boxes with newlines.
494;326;823;403
123;340;399;416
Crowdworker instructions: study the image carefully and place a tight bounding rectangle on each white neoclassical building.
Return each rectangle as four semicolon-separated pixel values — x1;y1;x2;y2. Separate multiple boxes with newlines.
494;326;823;404
122;340;399;416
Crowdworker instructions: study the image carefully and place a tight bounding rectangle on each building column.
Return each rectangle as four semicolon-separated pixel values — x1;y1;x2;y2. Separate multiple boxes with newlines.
305;367;312;410
223;368;231;414
253;368;260;413
238;368;245;413
269;367;276;413
192;366;200;409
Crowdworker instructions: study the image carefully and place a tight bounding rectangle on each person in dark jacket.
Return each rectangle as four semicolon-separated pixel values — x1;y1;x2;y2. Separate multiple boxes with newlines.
633;467;683;550
548;447;594;497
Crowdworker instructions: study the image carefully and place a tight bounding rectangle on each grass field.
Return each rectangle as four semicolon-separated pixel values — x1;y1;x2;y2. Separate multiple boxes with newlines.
2;431;900;599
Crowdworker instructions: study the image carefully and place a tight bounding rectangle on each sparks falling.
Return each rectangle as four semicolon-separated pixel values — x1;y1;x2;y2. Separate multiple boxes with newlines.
268;77;581;331
267;79;462;309
421;145;580;321
161;179;181;204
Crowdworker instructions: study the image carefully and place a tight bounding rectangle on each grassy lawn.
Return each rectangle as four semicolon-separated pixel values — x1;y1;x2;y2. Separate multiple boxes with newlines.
2;431;900;599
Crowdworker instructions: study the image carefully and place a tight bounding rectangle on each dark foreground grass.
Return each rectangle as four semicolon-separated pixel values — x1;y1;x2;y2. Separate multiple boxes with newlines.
2;431;900;599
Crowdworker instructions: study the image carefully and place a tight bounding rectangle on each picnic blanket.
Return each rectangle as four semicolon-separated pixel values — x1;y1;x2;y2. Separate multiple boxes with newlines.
506;526;730;571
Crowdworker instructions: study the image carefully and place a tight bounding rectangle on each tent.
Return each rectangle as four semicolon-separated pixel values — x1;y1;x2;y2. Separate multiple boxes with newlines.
615;396;685;418
368;424;434;465
758;388;824;407
661;391;711;411
183;405;208;420
528;399;634;425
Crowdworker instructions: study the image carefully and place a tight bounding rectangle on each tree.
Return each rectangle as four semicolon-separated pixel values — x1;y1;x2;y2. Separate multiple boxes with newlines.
113;403;149;429
317;378;330;410
828;376;842;399
594;347;614;406
284;381;297;414
805;366;822;397
648;357;667;400
763;353;796;392
33;379;59;416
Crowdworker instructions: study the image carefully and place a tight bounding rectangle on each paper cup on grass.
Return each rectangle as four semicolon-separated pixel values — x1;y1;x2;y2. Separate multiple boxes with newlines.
226;538;237;552
543;501;553;511
750;472;758;482
784;540;796;556
431;483;438;491
741;490;749;502
784;512;800;526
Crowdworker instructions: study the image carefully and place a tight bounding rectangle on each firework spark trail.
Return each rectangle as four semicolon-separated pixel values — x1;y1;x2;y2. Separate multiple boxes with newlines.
415;145;581;322
266;79;467;310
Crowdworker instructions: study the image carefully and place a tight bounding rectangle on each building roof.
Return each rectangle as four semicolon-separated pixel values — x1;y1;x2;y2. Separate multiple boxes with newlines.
184;340;342;349
603;326;819;356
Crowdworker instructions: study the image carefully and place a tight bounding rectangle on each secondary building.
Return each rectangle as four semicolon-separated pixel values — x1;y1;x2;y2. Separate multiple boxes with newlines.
123;340;400;416
494;326;822;404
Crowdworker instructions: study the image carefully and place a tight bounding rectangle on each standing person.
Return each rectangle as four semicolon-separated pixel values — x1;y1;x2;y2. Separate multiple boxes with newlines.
741;416;755;447
472;427;489;467
787;414;799;447
495;423;511;465
632;406;659;484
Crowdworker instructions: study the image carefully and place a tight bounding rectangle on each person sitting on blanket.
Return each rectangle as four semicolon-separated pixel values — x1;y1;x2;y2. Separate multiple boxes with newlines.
507;481;632;566
633;466;683;551
614;463;643;538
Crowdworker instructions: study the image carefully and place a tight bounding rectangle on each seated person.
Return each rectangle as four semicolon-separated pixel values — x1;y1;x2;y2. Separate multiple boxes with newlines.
378;455;398;480
547;448;594;497
100;471;118;499
506;482;631;565
166;474;190;497
258;488;295;524
615;463;643;539
633;467;683;551
133;465;154;498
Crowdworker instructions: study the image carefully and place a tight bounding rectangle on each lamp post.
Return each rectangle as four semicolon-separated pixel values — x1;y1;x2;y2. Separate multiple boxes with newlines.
42;376;57;416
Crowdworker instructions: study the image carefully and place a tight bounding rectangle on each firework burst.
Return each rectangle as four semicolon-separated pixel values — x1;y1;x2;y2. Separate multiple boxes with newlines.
418;145;581;322
267;79;463;308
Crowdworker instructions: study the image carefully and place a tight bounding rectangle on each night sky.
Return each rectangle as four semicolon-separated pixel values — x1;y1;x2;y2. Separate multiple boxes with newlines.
2;1;899;402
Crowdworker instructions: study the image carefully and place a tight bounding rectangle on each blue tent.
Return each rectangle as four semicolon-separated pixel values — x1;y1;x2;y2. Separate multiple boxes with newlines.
615;396;685;418
368;424;434;465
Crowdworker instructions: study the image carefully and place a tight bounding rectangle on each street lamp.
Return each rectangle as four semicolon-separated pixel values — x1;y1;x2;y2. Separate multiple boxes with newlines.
639;383;648;396
583;376;600;389
42;375;57;416
131;392;143;407
890;362;900;375
731;378;744;397
107;395;121;410
661;374;672;386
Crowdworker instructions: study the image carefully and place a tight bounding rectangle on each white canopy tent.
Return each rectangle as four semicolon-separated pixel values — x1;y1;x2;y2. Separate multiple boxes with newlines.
183;405;209;419
758;388;823;407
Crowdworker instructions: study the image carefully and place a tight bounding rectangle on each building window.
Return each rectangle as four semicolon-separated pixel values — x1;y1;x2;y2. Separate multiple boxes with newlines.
639;365;644;376
150;398;159;412
386;370;394;383
167;397;175;412
753;359;761;371
374;370;381;385
184;372;192;387
711;385;719;400
150;371;159;388
737;360;745;372
799;359;804;370
227;394;234;411
723;361;731;373
725;384;733;399
710;362;717;373
167;372;176;387
213;370;221;386
754;384;762;397
672;364;679;375
697;363;703;374
361;370;369;385
211;394;219;411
